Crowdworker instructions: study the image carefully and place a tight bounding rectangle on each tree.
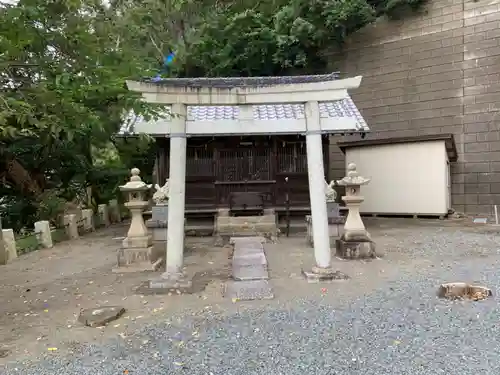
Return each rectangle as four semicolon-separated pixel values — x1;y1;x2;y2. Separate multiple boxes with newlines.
0;0;427;230
0;0;160;229
116;0;427;78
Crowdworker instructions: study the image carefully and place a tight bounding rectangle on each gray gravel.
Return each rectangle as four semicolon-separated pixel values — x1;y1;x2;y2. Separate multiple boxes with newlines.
3;225;500;375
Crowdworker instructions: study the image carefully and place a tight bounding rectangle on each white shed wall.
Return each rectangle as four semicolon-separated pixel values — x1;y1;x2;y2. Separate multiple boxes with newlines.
344;140;451;216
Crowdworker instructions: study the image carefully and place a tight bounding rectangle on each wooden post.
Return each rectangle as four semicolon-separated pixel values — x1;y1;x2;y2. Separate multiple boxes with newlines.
285;176;290;237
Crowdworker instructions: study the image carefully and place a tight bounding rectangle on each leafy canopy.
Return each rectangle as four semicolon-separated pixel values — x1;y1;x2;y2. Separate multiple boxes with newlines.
0;0;426;231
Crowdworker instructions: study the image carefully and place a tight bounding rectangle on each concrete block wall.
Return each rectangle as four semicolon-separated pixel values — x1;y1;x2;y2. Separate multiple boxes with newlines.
330;0;500;215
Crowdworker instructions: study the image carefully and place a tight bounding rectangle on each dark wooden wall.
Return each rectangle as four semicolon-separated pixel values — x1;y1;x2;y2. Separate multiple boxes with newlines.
155;135;330;209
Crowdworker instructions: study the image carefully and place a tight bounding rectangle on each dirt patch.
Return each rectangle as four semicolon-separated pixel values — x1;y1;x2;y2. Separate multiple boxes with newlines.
0;226;231;365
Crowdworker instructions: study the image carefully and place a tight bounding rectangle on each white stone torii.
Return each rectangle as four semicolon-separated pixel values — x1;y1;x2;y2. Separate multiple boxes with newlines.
126;74;366;285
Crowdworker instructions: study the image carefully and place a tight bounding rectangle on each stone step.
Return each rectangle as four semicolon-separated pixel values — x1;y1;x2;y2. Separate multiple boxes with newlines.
224;280;274;301
233;246;264;257
234;241;264;250
230;236;267;244
232;252;267;267
232;264;269;281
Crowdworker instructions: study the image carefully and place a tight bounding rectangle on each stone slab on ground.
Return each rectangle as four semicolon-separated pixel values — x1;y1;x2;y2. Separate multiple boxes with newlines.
230;236;267;244
77;306;125;327
234;241;264;250
232;252;267;267
302;269;350;283
233;246;265;257
232;264;269;281
224;280;274;300
135;281;196;295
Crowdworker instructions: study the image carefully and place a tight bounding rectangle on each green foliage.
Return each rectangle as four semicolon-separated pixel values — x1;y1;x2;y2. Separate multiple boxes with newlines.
0;0;426;231
132;0;427;77
0;0;162;230
36;190;67;225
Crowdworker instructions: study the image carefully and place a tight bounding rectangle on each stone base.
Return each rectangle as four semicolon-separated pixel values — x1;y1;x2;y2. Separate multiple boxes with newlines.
113;246;163;273
122;235;152;249
215;214;278;247
305;215;345;247
302;267;350;283
335;239;377;259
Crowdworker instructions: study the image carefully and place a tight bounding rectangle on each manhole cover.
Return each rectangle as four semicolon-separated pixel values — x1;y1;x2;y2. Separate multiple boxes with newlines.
437;282;492;301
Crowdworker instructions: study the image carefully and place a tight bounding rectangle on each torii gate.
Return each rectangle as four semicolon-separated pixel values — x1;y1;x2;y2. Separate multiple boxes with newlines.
125;74;368;285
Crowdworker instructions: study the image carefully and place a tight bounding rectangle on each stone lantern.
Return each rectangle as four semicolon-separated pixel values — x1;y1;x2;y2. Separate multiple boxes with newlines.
113;168;163;272
335;163;377;259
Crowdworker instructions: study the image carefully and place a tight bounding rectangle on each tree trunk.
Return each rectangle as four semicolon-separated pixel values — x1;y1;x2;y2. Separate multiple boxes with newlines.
6;157;42;196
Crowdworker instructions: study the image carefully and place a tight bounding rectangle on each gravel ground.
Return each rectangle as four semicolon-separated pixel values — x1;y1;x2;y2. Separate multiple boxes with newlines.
3;223;500;375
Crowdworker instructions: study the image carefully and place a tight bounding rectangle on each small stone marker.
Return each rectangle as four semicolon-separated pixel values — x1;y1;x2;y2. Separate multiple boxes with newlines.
78;306;125;327
34;220;52;248
473;218;488;224
64;214;79;240
2;229;17;263
224;280;274;301
81;209;94;232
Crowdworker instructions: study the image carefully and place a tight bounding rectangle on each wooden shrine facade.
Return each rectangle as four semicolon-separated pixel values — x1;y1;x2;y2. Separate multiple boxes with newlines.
154;135;330;210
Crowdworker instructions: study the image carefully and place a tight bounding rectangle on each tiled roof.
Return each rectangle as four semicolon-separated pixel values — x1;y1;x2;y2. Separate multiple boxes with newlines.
318;95;368;130
253;104;305;120
187;106;239;121
141;73;340;88
118;96;368;135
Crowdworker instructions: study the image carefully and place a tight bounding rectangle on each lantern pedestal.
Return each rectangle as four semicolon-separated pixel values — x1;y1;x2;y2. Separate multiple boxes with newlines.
113;168;164;273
